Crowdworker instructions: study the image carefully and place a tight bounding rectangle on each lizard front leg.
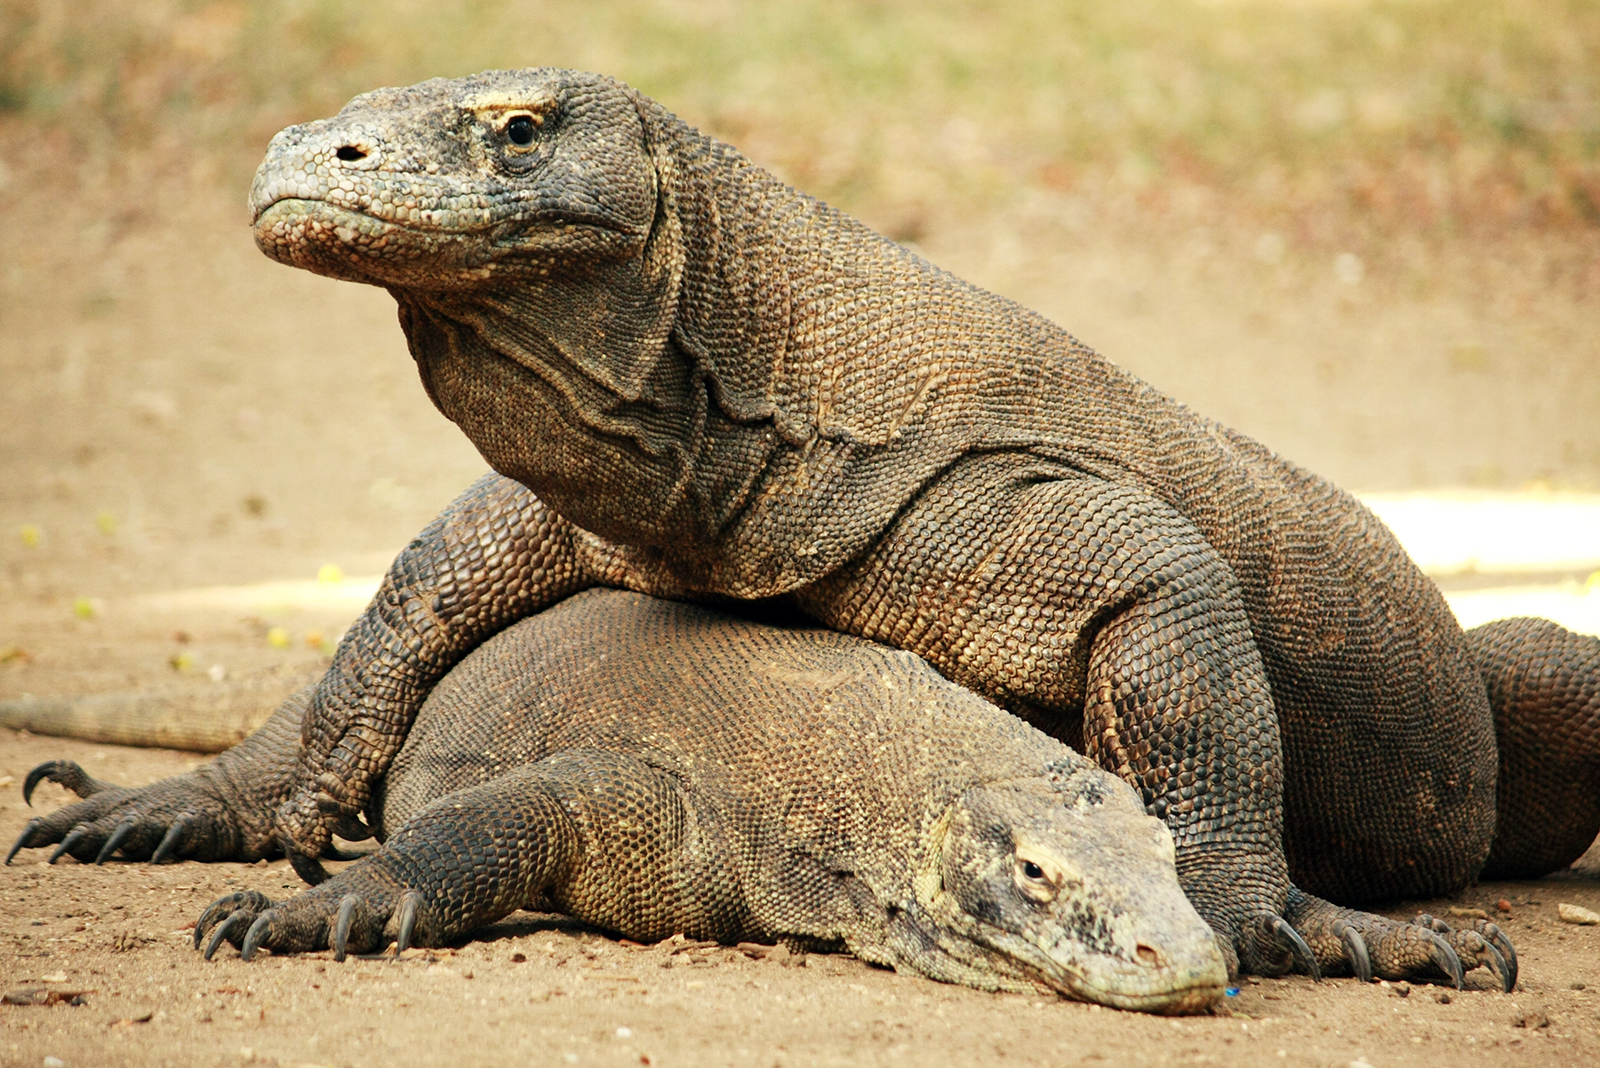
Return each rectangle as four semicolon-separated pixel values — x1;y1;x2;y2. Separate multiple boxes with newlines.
273;472;596;882
801;455;1308;978
199;750;707;960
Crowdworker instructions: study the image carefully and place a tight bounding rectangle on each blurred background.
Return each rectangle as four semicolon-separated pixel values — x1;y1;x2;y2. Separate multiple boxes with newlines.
1;0;1597;698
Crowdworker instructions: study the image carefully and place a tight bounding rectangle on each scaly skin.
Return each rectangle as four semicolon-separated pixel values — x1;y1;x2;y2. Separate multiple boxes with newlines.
194;591;1225;1013
16;70;1597;993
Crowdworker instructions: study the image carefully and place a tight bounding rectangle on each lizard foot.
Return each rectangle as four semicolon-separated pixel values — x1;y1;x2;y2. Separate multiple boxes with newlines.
7;760;255;866
196;866;427;962
1284;888;1513;991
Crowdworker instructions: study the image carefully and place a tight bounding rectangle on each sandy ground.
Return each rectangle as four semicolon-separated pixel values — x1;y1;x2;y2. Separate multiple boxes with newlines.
3;109;1600;1066
4;730;1600;1068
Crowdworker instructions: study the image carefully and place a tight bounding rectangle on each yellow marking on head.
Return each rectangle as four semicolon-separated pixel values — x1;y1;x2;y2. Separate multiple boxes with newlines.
463;90;558;119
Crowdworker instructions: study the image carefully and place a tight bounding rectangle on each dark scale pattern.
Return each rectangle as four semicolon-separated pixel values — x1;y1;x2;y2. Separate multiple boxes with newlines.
1470;617;1600;878
9;690;312;866
193;592;1230;1013
276;471;596;866
24;69;1595;993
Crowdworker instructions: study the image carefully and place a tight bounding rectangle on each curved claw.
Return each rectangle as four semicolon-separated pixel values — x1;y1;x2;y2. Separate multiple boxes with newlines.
241;910;279;962
23;760;106;803
1424;930;1464;990
1267;914;1321;981
22;763;56;805
333;894;359;962
95;818;139;865
48;825;88;865
1484;923;1517;992
1478;938;1511;993
149;816;189;865
282;833;330;887
1335;920;1372;983
195;891;272;950
24;761;70;805
195;898;236;950
395;890;421;955
204;909;249;961
6;819;43;865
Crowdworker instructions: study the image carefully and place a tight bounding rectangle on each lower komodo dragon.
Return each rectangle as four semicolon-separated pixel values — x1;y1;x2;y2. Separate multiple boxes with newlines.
22;590;1232;1013
10;68;1600;992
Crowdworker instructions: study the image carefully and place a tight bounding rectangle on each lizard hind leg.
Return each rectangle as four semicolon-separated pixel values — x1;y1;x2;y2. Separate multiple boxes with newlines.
7;689;313;867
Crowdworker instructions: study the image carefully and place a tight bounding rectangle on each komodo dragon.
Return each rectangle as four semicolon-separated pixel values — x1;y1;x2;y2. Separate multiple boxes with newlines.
11;69;1599;989
25;590;1233;1014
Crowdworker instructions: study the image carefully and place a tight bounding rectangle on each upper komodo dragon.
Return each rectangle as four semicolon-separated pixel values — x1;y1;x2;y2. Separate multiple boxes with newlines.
24;590;1231;1013
11;68;1600;992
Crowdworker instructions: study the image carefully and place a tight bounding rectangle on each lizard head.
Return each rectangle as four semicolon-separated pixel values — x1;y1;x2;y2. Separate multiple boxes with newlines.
918;767;1228;1014
249;68;662;290
249;70;715;548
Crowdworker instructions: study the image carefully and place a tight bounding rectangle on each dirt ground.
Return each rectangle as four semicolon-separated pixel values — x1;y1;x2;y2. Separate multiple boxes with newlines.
3;63;1600;1068
3;731;1600;1068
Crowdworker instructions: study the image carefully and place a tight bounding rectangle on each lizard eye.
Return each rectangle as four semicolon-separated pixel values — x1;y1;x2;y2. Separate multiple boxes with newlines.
505;115;536;146
1013;853;1060;904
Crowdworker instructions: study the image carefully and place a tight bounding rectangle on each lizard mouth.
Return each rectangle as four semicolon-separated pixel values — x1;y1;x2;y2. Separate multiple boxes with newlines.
251;197;465;286
1029;959;1227;1015
252;195;440;233
251;197;638;287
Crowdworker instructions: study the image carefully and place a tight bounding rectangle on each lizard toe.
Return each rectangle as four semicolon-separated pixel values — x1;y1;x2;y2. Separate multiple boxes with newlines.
395;890;423;954
204;909;255;961
196;891;274;951
1481;922;1518;991
24;760;115;804
1262;913;1321;980
149;815;192;864
6;819;44;865
1333;919;1372;983
1413;914;1513;991
241;910;281;961
48;825;91;864
94;817;140;864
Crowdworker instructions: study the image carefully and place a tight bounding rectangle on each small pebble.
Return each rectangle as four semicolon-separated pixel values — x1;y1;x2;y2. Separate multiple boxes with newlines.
616;1027;633;1038
1558;903;1600;925
1571;982;1587;991
1436;992;1452;1004
511;952;527;963
44;1058;65;1068
1497;899;1513;913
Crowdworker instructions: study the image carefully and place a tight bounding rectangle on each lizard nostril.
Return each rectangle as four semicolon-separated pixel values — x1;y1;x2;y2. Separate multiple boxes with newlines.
335;145;367;162
1136;943;1160;965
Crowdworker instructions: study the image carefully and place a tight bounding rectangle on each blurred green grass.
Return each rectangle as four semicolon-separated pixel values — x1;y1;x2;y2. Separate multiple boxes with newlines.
3;0;1597;251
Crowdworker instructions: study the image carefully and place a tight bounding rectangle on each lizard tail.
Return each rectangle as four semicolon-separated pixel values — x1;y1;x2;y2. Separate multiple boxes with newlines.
0;666;325;753
1466;616;1600;878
